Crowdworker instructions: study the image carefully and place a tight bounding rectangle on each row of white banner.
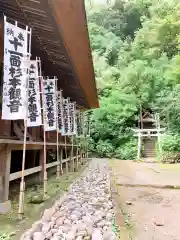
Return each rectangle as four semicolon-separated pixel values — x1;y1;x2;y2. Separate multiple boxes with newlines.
2;16;86;136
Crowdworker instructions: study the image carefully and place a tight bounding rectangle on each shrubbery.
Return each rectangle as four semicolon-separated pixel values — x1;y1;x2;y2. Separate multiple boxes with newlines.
114;139;137;160
161;134;180;152
89;137;137;160
160;134;180;163
96;140;114;158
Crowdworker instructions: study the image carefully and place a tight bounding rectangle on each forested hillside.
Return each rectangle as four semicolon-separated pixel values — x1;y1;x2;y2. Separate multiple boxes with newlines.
86;0;180;160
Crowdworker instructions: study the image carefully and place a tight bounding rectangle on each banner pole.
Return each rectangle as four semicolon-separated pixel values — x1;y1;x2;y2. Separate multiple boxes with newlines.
18;26;31;219
39;61;47;198
56;129;60;178
18;119;27;219
65;135;67;159
56;85;60;179
71;135;74;171
43;114;47;197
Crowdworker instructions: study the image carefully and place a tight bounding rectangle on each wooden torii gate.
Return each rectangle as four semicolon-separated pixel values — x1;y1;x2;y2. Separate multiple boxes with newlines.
133;109;165;160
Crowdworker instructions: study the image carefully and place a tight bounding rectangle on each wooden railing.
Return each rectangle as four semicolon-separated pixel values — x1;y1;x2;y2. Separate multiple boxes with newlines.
9;156;80;182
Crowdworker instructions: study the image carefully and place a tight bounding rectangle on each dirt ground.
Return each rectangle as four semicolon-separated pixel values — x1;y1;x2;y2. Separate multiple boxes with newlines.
110;160;180;240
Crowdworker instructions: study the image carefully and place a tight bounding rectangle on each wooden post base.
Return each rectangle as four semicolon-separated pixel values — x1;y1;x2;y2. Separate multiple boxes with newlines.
65;162;68;173
43;172;48;198
18;180;25;219
56;164;60;179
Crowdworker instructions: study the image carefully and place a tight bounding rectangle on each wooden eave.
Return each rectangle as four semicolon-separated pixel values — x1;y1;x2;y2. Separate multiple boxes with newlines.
49;0;99;109
0;0;99;109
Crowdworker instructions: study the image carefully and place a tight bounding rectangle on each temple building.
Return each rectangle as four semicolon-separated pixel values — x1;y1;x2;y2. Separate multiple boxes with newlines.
0;0;98;213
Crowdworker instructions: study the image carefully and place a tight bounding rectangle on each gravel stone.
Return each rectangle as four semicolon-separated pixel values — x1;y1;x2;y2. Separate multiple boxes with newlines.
21;159;116;240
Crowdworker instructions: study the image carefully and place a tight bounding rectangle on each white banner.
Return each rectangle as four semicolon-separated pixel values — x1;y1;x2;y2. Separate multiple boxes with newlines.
61;98;70;136
76;110;84;137
43;78;57;131
27;60;42;127
57;90;64;133
61;100;77;136
69;102;77;135
2;19;30;120
84;113;90;136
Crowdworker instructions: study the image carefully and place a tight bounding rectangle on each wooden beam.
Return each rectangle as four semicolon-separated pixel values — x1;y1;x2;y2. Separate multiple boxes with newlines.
0;139;79;151
9;156;80;181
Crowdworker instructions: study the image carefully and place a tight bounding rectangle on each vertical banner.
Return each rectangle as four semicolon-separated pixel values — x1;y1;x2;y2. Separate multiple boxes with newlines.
73;103;77;135
69;102;77;135
76;110;84;137
84;112;90;137
27;60;42;127
2;18;29;120
43;77;57;131
76;110;81;137
61;98;70;136
57;90;64;133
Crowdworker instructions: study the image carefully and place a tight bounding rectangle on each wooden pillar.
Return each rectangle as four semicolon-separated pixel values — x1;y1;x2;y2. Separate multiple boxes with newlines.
137;132;141;160
56;146;60;179
71;147;75;172
60;148;63;175
0;144;11;213
68;148;73;172
65;161;68;173
75;147;79;171
39;149;44;183
80;148;82;165
157;113;162;157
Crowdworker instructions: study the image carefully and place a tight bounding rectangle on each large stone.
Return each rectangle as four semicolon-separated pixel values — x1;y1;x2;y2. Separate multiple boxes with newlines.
46;230;53;239
66;230;76;240
53;210;65;219
103;231;116;240
92;229;103;240
55;216;65;226
42;222;51;234
33;232;45;240
76;230;87;237
42;209;53;222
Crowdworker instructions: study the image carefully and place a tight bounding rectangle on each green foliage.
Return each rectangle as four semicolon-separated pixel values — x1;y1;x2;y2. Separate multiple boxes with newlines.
161;152;180;164
161;134;180;153
115;139;137;160
96;140;114;157
86;0;180;159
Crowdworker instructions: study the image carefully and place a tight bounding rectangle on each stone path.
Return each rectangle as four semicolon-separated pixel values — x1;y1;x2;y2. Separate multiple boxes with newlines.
21;159;116;240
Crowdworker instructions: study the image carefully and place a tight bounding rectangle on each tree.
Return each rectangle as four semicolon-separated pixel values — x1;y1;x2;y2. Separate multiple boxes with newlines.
86;0;180;159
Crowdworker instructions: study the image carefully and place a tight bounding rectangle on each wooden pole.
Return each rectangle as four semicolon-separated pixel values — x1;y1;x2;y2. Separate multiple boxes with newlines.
80;138;83;164
56;130;60;179
39;63;47;198
56;86;60;179
18;25;31;219
65;136;68;173
71;135;74;172
65;135;67;159
18;119;27;218
75;145;78;171
43;124;47;197
86;137;89;159
137;132;141;160
60;147;63;175
157;113;162;157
